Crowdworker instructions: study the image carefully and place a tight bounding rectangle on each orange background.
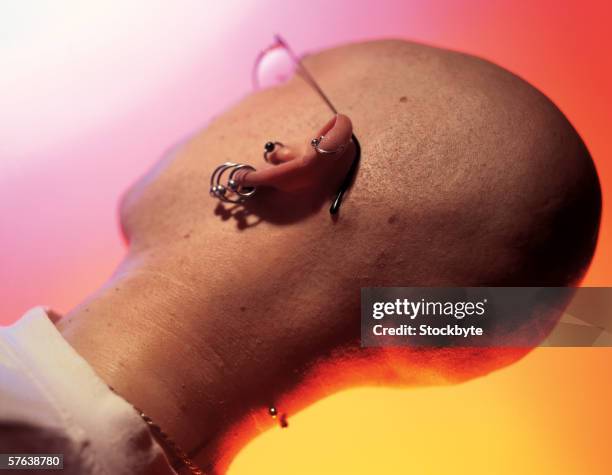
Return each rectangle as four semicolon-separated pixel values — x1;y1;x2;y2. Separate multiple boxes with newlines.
1;1;610;473
230;349;611;474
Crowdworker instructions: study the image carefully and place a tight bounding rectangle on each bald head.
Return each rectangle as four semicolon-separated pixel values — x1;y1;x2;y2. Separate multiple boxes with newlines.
317;40;601;287
121;39;600;289
61;40;602;471
113;41;602;388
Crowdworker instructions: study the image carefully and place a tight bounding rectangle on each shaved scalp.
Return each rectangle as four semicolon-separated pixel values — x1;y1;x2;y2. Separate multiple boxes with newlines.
123;40;600;290
98;40;602;470
295;40;600;287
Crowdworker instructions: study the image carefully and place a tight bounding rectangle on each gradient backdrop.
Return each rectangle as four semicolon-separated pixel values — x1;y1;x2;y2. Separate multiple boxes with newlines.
1;1;610;473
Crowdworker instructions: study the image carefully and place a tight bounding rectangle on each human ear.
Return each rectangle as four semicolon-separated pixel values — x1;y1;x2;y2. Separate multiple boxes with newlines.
237;114;353;192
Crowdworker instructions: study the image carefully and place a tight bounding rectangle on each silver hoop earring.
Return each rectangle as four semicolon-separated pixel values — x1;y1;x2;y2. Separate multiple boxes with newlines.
263;141;284;163
210;162;257;203
311;135;347;155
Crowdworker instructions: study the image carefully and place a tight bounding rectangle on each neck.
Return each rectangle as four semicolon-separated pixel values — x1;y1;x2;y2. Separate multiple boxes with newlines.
55;262;257;473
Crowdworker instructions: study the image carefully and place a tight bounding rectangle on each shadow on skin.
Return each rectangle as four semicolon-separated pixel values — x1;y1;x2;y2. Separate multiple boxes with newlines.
215;187;329;227
214;144;359;228
212;113;358;228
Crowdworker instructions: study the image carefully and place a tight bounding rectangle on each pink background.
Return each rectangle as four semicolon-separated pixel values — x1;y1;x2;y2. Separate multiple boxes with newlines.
1;1;610;322
2;3;611;474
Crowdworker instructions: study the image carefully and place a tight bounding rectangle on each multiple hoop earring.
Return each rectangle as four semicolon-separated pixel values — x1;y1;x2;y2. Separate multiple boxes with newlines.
209;162;257;203
210;136;349;204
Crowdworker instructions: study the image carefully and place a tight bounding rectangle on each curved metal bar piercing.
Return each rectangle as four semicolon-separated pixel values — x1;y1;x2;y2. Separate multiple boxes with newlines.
329;133;360;214
263;141;285;163
310;135;347;156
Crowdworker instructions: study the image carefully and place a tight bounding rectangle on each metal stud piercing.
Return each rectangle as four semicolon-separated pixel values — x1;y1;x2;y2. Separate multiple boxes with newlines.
268;406;289;428
263;141;284;163
311;135;347;155
210;162;257;203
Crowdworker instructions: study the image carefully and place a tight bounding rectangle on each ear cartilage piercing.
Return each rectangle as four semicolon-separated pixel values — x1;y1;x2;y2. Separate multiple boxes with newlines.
210;162;257;203
311;135;347;155
263;141;284;163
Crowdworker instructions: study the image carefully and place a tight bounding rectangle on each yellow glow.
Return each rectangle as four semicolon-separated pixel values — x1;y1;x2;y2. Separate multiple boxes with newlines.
229;349;611;474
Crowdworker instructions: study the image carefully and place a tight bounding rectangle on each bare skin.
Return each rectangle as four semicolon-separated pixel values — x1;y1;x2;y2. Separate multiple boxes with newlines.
55;40;600;474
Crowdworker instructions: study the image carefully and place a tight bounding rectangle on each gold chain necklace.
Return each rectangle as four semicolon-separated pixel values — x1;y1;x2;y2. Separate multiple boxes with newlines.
108;385;205;475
